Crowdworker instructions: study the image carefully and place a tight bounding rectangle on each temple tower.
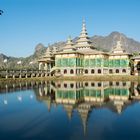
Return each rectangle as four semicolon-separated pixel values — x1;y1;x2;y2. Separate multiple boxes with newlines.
109;34;131;75
63;36;76;52
38;47;55;73
112;36;125;54
76;20;94;50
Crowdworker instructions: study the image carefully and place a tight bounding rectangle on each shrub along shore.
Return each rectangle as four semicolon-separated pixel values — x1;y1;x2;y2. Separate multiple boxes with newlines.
0;75;140;82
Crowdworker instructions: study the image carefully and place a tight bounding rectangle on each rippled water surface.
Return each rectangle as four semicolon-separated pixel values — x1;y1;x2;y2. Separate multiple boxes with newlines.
0;81;140;140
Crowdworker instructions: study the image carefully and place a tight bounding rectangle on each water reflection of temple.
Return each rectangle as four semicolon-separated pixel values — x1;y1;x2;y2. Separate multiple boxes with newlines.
33;81;140;134
1;80;140;134
54;81;132;134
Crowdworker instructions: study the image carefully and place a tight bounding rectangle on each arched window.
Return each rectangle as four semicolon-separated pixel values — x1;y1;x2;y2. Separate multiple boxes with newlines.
70;69;74;74
91;82;95;87
70;83;74;88
116;69;119;73
64;69;67;74
91;69;95;74
85;82;88;86
116;82;119;86
85;69;88;74
109;69;113;74
122;69;126;73
64;83;67;88
57;84;61;88
123;82;126;86
109;82;113;86
98;69;101;74
98;82;101;87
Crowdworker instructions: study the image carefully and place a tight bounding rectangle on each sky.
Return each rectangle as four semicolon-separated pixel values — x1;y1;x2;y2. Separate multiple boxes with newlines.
0;0;140;57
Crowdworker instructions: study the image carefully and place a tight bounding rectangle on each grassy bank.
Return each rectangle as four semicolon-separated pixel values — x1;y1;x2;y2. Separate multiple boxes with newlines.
0;75;140;82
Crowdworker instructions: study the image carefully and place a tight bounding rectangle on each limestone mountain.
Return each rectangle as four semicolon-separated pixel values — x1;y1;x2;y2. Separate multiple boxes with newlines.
91;31;140;53
0;31;140;69
44;31;140;53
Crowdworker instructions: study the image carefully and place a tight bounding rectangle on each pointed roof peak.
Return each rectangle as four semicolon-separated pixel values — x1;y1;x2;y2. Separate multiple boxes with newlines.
67;35;72;42
112;35;126;54
82;18;86;24
75;19;94;49
82;19;87;33
63;36;76;52
66;35;73;45
52;46;57;53
45;47;52;57
116;34;123;48
46;47;49;53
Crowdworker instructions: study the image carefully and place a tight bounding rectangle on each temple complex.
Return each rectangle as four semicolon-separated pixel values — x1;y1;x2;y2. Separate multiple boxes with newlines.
38;20;137;76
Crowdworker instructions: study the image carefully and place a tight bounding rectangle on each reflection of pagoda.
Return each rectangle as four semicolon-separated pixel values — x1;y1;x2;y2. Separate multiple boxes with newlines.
114;100;124;114
3;79;140;137
77;102;92;135
104;100;131;114
108;89;130;114
63;104;73;120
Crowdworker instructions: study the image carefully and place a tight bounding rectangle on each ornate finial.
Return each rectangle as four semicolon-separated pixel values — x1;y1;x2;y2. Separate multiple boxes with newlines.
116;33;123;48
53;46;57;53
112;33;125;53
66;35;73;46
47;46;50;52
82;18;86;24
67;35;72;43
68;35;71;40
63;36;75;51
46;47;52;57
116;41;121;48
82;18;86;32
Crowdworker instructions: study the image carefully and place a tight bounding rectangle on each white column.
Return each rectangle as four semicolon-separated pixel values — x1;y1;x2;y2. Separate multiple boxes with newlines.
44;63;47;70
39;62;42;70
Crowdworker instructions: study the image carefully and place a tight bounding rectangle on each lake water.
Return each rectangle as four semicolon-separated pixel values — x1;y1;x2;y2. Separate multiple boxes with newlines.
0;80;140;140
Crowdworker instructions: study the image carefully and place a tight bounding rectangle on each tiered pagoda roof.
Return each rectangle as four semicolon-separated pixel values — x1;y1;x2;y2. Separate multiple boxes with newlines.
75;20;94;50
111;36;131;56
63;36;76;52
38;47;54;62
112;40;125;54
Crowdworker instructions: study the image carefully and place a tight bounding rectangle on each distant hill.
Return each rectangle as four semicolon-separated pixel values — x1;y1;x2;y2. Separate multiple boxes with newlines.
0;31;140;69
91;31;140;53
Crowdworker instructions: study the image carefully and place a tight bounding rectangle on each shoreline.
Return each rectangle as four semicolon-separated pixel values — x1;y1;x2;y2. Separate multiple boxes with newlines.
0;75;140;82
